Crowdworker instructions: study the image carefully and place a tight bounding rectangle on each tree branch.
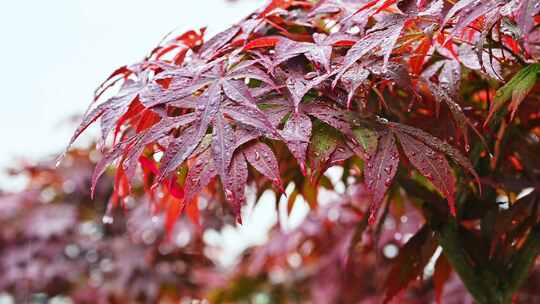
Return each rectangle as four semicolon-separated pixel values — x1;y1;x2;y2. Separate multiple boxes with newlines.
436;220;496;304
503;223;540;302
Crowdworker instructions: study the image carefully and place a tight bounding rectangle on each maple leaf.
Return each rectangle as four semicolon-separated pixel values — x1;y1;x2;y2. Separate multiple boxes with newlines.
386;121;479;185
336;14;406;80
79;56;290;214
361;119;476;219
274;33;355;72
364;131;398;224
516;0;540;58
383;225;438;304
243;141;283;191
307;121;344;181
442;0;504;41
485;63;540;124
282;112;312;174
66;77;147;153
395;131;457;215
222;152;249;222
339;62;370;108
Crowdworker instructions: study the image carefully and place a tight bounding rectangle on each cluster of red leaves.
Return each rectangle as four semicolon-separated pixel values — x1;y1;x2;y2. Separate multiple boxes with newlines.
64;0;540;302
66;0;539;228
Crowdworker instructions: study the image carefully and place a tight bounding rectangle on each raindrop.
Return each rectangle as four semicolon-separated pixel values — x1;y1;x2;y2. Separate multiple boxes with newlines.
100;259;114;273
64;244;80;258
102;215;114;224
304;72;317;80
383;243;399;259
142;229;157;245
55;155;65;168
287;253;303;268
224;189;234;201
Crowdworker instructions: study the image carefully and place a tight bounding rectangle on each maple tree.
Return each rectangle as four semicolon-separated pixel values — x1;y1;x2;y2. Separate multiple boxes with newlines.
60;0;540;303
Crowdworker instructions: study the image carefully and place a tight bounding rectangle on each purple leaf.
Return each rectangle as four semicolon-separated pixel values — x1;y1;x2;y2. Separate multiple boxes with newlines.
158;124;204;182
183;149;218;205
282;113;312;174
212;112;236;182
516;0;540;56
286;71;332;110
123;113;199;180
243;141;283;190
444;0;503;39
395;131;457;215
364;132;399;224
223;152;248;223
387;121;480;186
340;63;370;108
200;26;241;58
336;15;406;82
303;101;353;136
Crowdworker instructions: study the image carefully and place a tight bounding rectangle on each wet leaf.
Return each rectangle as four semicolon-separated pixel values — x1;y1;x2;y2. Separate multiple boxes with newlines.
383;226;438;304
364;132;399;224
486;63;540;124
282;113;312;173
212;112;236;182
223;152;248;223
395;132;457;215
243;141;283;191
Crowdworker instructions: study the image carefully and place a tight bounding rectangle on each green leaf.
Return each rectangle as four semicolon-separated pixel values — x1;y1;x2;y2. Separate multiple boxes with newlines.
308;121;341;173
486;63;540;124
352;126;378;156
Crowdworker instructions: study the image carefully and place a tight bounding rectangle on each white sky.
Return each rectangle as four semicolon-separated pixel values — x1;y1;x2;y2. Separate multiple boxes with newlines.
0;0;264;190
